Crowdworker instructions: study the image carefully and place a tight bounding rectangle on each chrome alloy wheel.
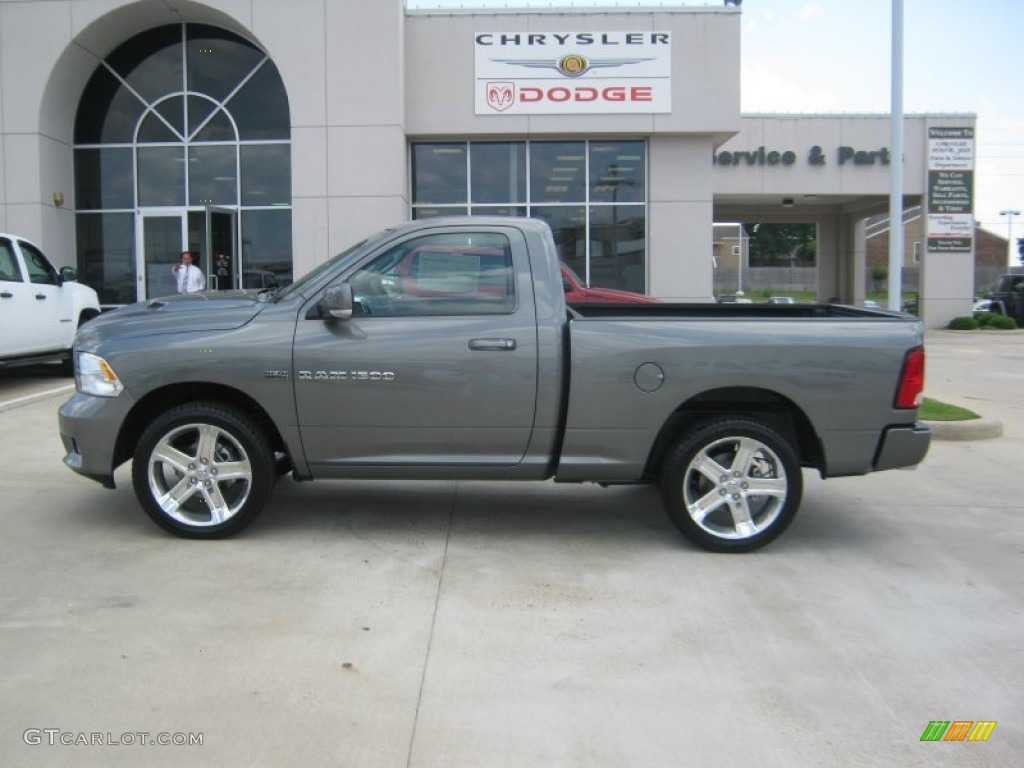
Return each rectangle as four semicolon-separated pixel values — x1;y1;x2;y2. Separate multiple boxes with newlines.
682;435;788;541
146;422;253;527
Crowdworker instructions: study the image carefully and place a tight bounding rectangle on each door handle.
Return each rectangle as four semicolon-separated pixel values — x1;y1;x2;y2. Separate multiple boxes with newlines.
469;338;516;351
35;294;47;300
0;292;13;298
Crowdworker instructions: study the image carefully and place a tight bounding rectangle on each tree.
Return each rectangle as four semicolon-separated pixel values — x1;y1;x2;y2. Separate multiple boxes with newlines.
746;223;817;267
870;266;888;292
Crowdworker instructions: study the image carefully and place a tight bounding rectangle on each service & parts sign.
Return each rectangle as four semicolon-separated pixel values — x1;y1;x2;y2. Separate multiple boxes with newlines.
475;31;671;115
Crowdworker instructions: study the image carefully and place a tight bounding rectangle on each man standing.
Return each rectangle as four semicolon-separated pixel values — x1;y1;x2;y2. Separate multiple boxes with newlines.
172;250;206;294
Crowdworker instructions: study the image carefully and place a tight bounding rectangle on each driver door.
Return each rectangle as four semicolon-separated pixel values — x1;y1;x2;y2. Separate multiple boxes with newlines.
293;226;539;474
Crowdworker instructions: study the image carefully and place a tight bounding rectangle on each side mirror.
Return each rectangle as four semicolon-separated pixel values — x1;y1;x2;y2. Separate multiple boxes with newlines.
59;266;78;284
321;283;354;319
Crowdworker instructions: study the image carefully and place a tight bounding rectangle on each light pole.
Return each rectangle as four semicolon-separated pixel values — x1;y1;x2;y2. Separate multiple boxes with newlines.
1000;209;1021;268
737;223;745;295
888;0;904;312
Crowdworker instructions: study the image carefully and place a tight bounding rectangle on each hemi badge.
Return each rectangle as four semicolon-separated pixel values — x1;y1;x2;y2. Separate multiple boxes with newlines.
263;370;289;379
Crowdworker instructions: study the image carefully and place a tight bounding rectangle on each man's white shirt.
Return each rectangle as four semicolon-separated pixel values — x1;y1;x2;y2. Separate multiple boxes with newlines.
175;264;206;293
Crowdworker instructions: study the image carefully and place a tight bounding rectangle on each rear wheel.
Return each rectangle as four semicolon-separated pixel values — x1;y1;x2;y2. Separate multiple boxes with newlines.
660;418;802;552
131;402;275;538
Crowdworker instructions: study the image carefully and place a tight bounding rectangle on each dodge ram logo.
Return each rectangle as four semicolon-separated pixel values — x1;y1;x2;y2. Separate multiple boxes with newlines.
486;82;515;111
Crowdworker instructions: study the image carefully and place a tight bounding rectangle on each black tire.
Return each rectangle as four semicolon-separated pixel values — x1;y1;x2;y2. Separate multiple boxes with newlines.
131;402;275;539
63;310;100;376
660;418;802;553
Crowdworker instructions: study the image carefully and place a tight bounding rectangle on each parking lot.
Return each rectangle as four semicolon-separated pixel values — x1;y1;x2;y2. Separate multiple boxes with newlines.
1;331;1021;767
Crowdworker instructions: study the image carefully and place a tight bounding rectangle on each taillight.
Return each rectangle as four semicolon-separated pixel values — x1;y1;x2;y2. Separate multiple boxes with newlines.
895;346;925;409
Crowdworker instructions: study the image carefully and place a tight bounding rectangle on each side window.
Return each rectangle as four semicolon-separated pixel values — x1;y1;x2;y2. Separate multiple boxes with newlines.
19;241;59;286
0;239;24;283
349;232;515;317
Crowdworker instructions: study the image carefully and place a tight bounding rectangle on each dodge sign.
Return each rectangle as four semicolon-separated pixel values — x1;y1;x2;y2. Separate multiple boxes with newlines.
475;31;672;115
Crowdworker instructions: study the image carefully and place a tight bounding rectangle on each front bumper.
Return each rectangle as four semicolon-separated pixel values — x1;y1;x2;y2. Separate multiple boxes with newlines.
58;390;136;488
873;422;931;471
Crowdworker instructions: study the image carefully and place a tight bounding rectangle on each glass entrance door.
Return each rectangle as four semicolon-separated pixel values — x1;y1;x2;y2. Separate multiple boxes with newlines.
139;212;188;300
206;207;238;291
137;209;239;300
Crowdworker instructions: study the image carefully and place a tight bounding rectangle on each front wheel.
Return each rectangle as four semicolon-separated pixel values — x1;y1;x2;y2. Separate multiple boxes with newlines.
131;402;275;538
660;418;802;553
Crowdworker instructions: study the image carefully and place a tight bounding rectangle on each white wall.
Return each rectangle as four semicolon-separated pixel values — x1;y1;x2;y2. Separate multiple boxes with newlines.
648;135;715;301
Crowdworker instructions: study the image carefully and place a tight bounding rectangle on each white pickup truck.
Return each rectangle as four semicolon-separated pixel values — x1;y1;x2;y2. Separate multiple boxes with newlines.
0;233;100;370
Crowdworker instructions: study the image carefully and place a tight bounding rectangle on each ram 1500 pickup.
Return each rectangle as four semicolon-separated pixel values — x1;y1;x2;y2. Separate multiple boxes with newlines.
58;217;930;552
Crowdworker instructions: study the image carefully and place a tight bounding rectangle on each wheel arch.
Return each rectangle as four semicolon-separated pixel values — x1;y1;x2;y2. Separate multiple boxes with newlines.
113;383;292;472
643;386;823;481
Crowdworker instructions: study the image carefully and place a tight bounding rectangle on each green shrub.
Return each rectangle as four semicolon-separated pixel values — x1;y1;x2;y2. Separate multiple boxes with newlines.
947;316;978;330
979;313;1018;330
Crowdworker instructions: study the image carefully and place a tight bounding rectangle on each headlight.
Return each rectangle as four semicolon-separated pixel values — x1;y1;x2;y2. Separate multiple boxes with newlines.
76;352;124;397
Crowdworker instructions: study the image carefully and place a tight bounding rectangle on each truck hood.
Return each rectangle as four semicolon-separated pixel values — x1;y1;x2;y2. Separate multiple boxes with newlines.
77;291;266;345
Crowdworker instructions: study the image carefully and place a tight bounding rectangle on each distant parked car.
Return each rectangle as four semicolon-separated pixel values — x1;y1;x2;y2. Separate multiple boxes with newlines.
973;299;993;314
717;293;753;304
984;273;1024;324
767;296;795;304
862;300;881;309
0;233;100;370
243;269;286;291
560;263;656;304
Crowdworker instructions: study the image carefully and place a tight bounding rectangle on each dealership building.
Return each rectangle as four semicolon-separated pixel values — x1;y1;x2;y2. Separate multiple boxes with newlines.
0;0;975;326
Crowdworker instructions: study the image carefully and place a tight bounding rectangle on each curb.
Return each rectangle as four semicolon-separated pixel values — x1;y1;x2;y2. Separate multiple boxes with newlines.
922;417;1003;441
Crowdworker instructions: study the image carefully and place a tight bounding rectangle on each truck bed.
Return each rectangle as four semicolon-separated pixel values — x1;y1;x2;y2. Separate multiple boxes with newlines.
556;302;924;484
570;302;900;320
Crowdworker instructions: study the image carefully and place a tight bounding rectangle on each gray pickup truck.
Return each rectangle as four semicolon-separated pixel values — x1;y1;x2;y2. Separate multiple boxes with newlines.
58;217;929;552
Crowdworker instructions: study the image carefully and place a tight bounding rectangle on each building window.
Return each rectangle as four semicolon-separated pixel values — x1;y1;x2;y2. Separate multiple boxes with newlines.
410;140;646;293
73;23;291;304
913;240;921;263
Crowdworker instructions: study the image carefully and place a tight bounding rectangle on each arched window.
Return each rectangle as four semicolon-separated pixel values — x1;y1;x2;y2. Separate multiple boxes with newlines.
74;23;291;304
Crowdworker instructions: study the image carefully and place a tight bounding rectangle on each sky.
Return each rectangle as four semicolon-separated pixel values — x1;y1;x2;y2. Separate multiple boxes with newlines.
408;0;1024;238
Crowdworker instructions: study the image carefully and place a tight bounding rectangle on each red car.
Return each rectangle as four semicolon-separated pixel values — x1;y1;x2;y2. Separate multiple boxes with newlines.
560;263;657;304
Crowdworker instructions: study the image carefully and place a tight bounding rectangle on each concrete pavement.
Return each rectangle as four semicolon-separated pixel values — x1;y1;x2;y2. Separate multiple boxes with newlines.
921;329;1023;440
0;332;1021;767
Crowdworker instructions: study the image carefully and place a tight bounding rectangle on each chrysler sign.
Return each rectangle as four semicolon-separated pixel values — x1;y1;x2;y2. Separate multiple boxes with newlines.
475;31;671;115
